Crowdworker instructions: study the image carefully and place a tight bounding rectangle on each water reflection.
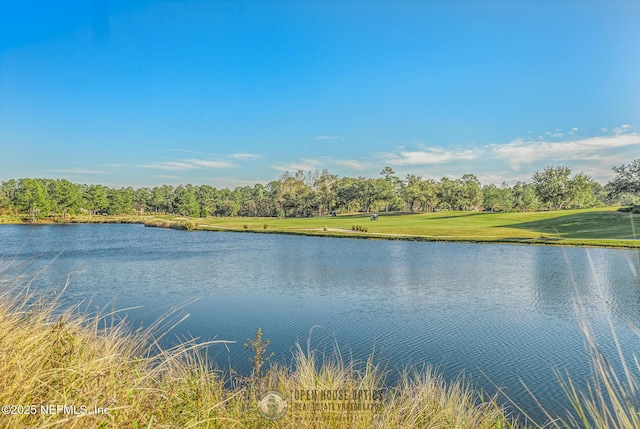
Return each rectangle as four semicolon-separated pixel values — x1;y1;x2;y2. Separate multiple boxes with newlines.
2;224;640;422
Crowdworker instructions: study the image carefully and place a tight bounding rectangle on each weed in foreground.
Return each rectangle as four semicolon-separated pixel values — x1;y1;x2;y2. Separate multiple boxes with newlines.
0;274;517;428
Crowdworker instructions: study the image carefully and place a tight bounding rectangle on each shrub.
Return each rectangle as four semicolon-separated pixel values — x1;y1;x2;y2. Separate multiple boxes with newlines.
169;220;197;231
243;224;249;229
263;224;269;229
617;204;640;213
144;219;171;228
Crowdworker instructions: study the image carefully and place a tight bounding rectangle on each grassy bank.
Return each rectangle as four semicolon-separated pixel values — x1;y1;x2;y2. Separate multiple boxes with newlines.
2;207;639;248
195;207;640;248
0;214;149;225
0;280;515;428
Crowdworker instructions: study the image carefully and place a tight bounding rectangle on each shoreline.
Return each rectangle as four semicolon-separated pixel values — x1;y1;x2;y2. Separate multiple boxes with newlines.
2;212;639;249
196;224;640;249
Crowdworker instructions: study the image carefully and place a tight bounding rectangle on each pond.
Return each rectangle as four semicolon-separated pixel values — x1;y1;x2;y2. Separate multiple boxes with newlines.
2;223;640;422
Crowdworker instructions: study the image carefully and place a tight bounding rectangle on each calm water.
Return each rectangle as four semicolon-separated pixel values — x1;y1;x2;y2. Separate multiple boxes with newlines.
2;223;640;422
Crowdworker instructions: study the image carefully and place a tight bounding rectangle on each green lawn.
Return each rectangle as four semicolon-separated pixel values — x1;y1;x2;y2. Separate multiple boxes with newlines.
3;207;639;247
196;207;640;248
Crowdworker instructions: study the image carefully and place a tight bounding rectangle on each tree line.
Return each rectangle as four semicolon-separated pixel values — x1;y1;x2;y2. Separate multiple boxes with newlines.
1;161;639;222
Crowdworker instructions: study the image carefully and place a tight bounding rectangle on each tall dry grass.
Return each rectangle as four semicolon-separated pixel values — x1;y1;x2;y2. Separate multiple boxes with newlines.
504;224;640;429
0;265;516;428
143;218;198;231
0;268;235;428
513;313;640;429
532;250;640;428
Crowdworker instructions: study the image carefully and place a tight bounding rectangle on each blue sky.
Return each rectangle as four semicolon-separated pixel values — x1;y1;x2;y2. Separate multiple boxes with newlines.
1;0;639;188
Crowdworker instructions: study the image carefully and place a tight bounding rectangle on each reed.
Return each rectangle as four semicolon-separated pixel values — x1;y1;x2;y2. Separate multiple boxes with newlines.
0;270;516;428
143;218;198;231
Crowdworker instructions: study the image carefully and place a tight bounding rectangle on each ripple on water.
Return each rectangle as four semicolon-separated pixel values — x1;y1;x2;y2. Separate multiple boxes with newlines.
2;224;640;423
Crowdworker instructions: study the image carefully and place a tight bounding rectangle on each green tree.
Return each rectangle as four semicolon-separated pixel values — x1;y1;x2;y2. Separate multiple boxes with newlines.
278;171;316;217
16;178;50;222
483;183;513;212
482;184;501;212
438;177;462;210
107;188;134;215
0;179;18;214
608;159;640;198
334;177;360;213
155;185;175;214
379;167;400;212
421;179;439;213
195;185;219;217
174;185;200;217
532;166;573;210
216;188;240;216
313;170;337;216
498;182;513;211
567;173;600;208
217;200;240;217
353;177;379;213
591;181;609;207
236;186;256;216
512;181;539;211
402;174;424;213
252;183;274;217
459;173;483;211
83;184;109;215
266;180;284;217
133;187;152;212
49;179;81;221
149;187;166;213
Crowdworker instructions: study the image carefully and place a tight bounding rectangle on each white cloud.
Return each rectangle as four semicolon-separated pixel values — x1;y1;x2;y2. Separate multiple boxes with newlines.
371;126;638;184
272;158;322;172
142;158;233;171
142;161;198;171
331;159;371;170
169;148;210;156
231;153;261;160
490;133;640;166
169;149;261;161
613;124;634;135
381;147;479;165
187;159;233;168
206;177;266;186
476;172;532;185
314;136;339;140
272;157;371;174
49;168;106;174
153;175;181;180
